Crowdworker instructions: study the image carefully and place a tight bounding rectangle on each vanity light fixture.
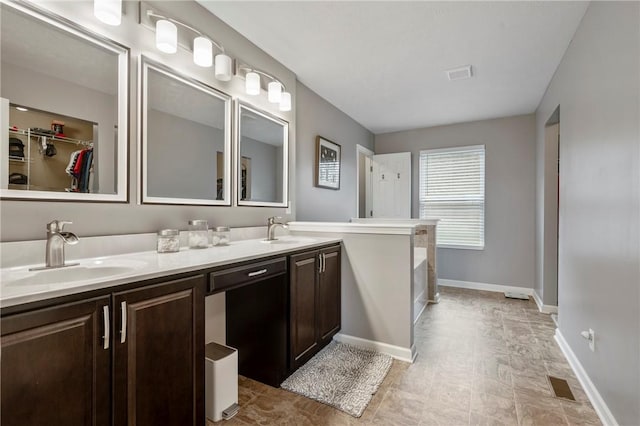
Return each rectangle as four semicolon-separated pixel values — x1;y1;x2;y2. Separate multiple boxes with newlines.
245;71;261;95
94;0;122;26
279;92;292;112
239;65;291;111
145;9;233;80
193;36;212;67
156;19;177;54
268;81;283;103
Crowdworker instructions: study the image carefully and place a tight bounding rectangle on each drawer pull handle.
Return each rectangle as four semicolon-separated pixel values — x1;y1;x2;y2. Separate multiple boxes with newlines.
247;268;268;277
102;305;110;350
120;301;127;344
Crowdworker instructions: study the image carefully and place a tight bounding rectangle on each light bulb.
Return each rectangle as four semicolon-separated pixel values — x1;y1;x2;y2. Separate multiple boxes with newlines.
94;0;121;26
246;72;260;95
214;54;232;81
193;36;213;67
156;20;177;54
268;81;283;103
279;92;291;112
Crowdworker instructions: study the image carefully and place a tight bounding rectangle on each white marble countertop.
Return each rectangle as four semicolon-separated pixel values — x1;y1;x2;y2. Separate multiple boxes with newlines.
0;236;341;309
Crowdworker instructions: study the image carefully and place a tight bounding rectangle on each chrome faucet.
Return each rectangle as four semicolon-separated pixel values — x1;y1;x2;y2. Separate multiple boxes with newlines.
31;220;80;270
266;216;288;241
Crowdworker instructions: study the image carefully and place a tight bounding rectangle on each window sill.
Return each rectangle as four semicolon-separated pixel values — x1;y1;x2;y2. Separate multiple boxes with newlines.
436;244;484;251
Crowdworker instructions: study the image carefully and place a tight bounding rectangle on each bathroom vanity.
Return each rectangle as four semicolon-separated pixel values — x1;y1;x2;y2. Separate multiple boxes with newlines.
0;237;341;426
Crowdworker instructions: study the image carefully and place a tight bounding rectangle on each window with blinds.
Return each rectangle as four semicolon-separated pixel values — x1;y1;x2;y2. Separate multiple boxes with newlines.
419;145;485;249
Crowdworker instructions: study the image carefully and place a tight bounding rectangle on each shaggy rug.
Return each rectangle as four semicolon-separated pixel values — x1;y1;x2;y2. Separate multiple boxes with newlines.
280;341;392;417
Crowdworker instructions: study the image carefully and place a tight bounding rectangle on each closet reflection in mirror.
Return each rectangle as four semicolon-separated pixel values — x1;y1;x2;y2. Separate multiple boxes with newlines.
0;1;128;201
237;104;288;207
141;59;231;205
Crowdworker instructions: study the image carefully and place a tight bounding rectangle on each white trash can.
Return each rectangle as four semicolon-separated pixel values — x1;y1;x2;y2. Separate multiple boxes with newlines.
205;342;239;422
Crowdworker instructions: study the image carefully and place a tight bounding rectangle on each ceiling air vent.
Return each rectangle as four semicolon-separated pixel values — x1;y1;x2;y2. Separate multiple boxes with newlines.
446;65;473;81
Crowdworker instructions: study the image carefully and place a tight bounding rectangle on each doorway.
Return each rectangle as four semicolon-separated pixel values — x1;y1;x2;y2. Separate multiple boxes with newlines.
356;144;374;218
545;106;560;323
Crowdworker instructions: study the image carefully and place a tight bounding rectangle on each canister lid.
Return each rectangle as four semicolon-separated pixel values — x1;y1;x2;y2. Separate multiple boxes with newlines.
188;219;208;226
157;229;179;236
215;226;230;232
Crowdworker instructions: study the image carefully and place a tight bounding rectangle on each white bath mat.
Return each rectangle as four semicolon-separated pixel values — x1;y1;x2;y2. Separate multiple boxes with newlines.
280;341;392;417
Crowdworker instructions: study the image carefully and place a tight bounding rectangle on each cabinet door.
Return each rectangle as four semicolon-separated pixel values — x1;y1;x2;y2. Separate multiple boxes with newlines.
319;246;341;342
289;250;319;368
1;296;111;426
113;275;205;426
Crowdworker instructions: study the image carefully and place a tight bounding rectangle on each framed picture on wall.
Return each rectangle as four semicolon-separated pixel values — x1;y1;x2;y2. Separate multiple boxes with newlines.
315;136;341;190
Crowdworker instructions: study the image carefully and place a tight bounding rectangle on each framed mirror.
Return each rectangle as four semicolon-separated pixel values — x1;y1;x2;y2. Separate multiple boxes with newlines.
140;58;232;205
236;103;289;207
0;1;129;201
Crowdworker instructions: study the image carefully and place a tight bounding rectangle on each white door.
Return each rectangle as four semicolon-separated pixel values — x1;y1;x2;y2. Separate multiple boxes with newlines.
371;152;411;218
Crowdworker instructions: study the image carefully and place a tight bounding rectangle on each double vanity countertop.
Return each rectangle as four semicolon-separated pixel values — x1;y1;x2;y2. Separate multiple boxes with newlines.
0;236;341;309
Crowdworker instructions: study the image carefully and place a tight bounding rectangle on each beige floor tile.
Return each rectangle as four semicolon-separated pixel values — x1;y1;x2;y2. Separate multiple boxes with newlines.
428;381;473;412
420;404;470;425
511;372;553;398
473;354;512;384
469;411;515;426
514;391;568;426
371;389;426;425
472;376;514;400
470;392;518;424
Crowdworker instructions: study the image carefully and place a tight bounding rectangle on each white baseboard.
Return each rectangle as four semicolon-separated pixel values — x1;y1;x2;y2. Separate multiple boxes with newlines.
532;290;558;314
438;279;534;296
333;333;415;363
555;329;618;426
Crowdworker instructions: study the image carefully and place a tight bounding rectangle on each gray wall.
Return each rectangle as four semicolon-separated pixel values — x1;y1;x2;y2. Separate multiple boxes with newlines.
375;115;537;289
0;1;296;241
535;2;639;424
147;109;224;200
296;82;374;221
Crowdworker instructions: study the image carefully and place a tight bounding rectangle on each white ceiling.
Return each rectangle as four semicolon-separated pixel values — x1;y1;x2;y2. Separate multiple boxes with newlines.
197;1;589;134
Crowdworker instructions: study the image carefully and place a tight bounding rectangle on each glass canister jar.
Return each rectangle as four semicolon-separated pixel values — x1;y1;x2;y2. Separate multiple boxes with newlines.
157;229;180;253
211;226;231;246
188;220;209;249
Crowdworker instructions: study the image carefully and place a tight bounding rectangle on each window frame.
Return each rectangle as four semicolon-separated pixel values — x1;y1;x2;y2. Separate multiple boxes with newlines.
419;144;486;250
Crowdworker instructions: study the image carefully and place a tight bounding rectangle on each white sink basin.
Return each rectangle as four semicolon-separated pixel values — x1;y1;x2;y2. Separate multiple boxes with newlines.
260;236;317;245
1;258;148;289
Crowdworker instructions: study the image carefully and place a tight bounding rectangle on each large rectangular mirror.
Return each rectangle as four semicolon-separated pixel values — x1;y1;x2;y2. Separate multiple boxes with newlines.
0;1;128;201
236;103;289;207
140;58;232;205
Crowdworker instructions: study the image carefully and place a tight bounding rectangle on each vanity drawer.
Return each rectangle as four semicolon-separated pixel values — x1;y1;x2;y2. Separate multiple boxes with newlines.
209;257;287;293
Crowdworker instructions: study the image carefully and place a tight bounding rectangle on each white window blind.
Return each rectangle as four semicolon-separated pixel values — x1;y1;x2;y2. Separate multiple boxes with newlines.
419;145;485;249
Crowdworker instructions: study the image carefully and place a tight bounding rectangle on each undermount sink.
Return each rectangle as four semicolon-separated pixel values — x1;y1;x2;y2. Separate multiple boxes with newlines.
260;236;316;245
2;258;148;288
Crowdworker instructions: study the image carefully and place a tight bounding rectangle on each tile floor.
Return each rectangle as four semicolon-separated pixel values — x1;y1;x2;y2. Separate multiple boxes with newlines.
210;287;601;425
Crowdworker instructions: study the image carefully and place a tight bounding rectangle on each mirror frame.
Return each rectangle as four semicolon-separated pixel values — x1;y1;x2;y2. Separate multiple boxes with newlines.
139;57;232;206
235;101;289;208
0;0;129;202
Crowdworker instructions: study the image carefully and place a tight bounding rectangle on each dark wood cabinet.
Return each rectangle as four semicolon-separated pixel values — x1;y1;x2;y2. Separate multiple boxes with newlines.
290;250;320;367
318;245;341;343
289;245;341;371
1;296;111;426
113;275;205;426
1;274;204;426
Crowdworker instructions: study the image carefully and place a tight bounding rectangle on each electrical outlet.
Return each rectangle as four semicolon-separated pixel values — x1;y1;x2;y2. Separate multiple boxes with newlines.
588;329;595;352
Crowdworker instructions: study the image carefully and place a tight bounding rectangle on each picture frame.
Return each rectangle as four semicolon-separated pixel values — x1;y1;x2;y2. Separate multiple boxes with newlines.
315;136;341;190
